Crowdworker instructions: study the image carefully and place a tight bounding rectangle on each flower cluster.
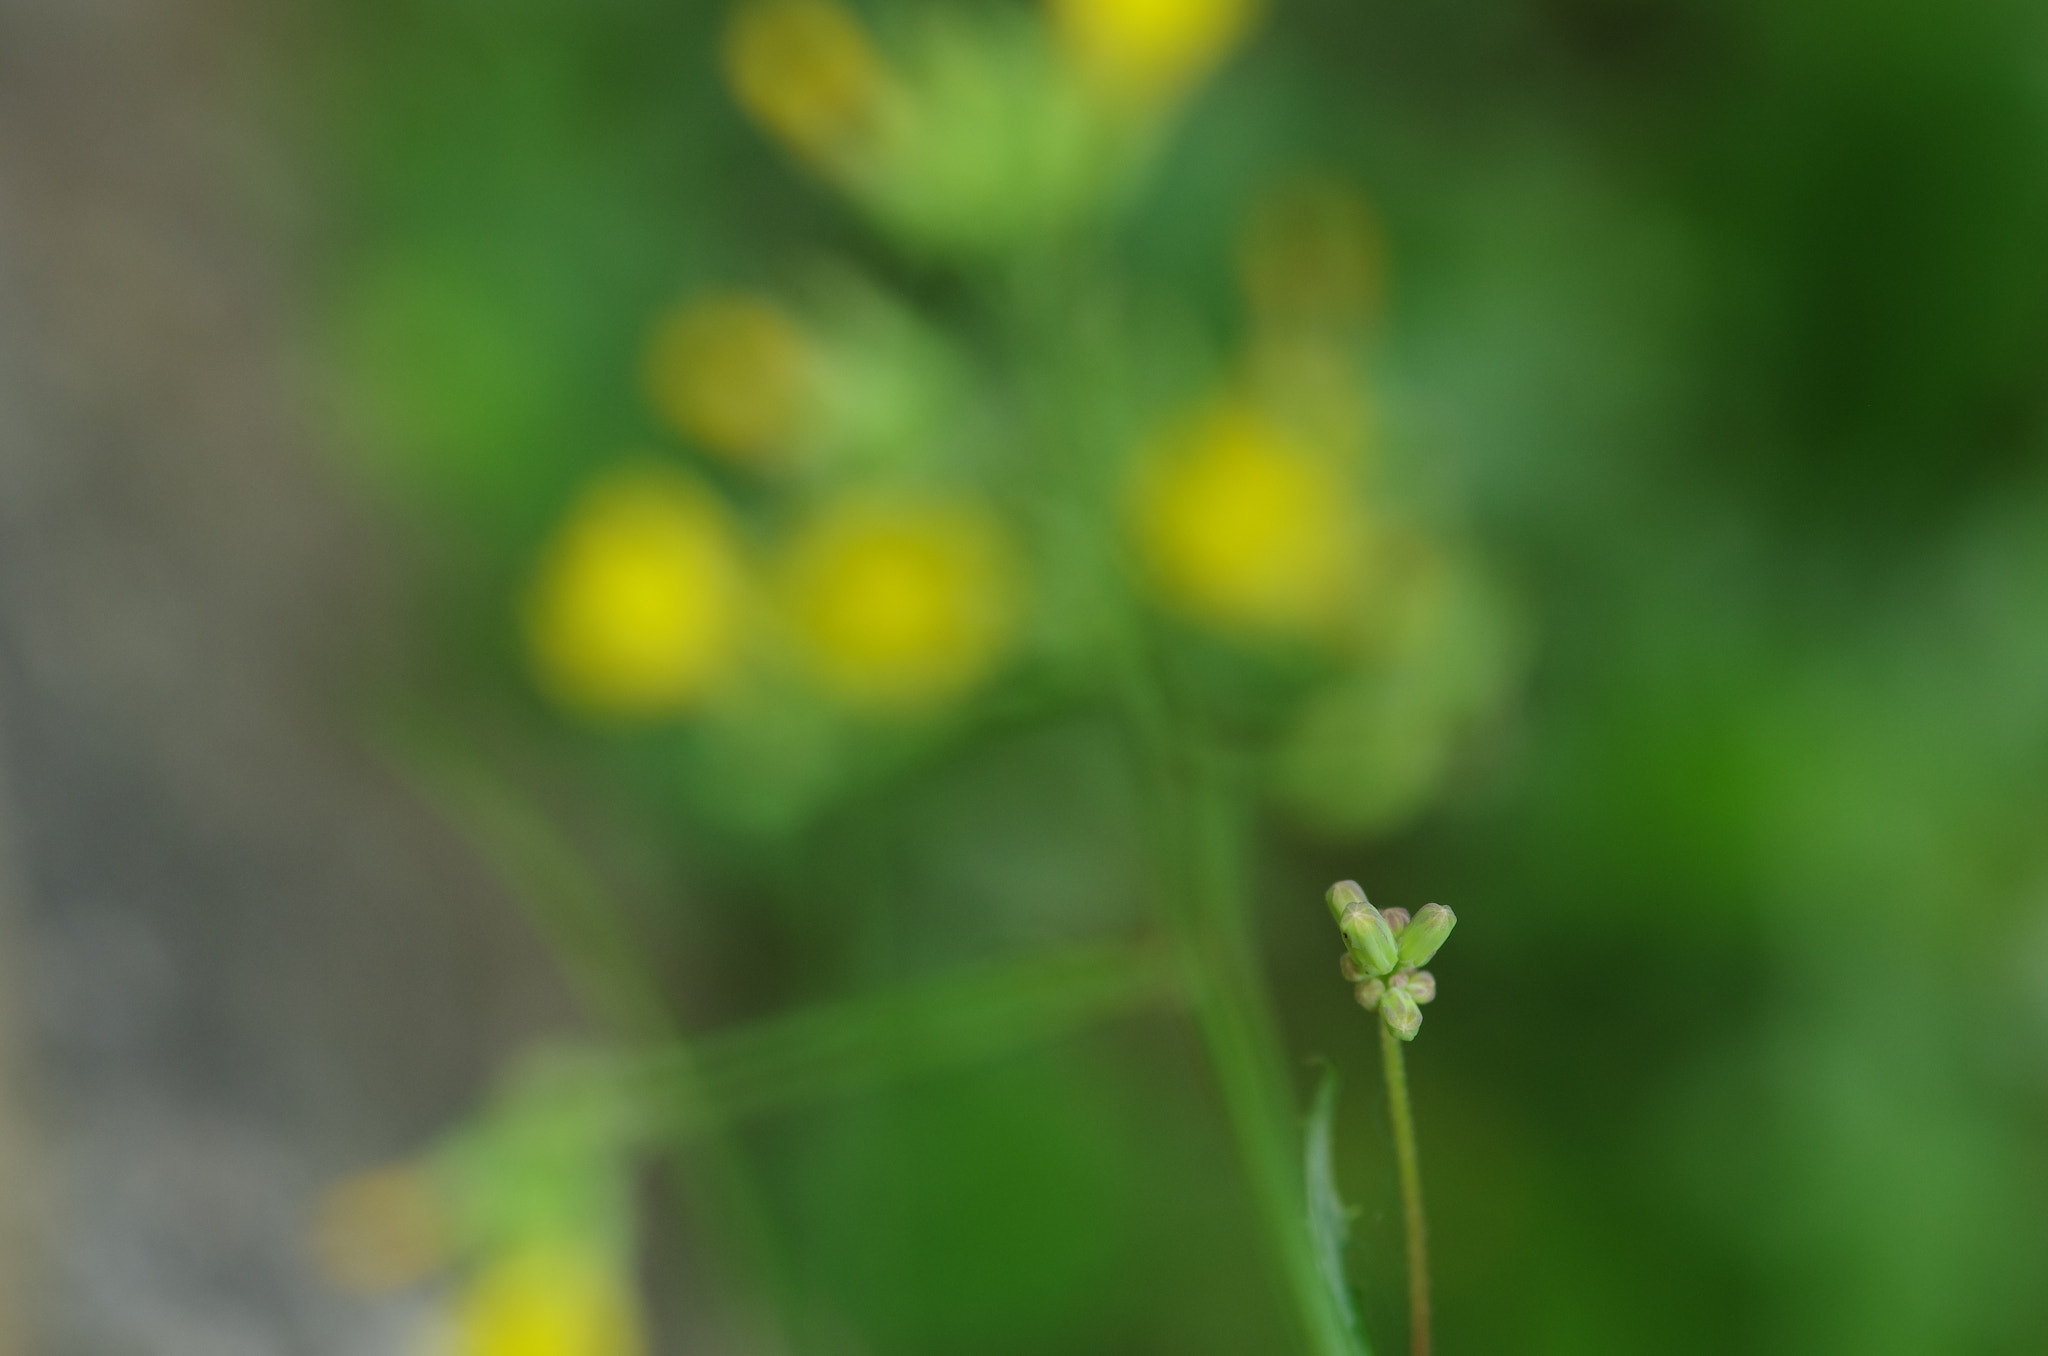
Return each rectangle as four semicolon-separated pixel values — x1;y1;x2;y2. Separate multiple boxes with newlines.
1325;880;1455;1041
524;0;1282;727
514;0;1516;847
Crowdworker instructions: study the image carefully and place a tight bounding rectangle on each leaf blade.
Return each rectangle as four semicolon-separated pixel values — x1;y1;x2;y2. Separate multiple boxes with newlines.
1306;1063;1373;1356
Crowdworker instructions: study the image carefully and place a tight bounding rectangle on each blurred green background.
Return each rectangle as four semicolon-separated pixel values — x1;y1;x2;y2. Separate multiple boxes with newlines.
11;0;2048;1352
303;0;2048;1352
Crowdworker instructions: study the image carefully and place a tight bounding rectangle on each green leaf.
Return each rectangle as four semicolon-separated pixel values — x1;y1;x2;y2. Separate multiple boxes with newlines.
1306;1063;1373;1356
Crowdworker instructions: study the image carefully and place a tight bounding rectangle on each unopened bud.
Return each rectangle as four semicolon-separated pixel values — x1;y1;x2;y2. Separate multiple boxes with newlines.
1400;969;1435;1004
1397;903;1455;968
1353;976;1385;1009
1325;879;1368;925
1381;907;1411;934
1340;905;1401;976
1339;953;1365;983
1380;987;1422;1040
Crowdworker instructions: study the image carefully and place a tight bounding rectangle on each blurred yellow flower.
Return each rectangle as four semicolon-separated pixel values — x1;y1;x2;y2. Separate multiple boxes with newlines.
454;1245;644;1356
525;468;747;716
1132;403;1364;633
311;1163;449;1294
645;294;815;467
782;497;1017;706
1239;177;1385;331
1049;0;1260;109
725;0;894;175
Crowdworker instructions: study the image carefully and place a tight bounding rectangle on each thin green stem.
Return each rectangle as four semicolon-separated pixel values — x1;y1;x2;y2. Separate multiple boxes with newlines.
1005;244;1350;1356
1379;1022;1430;1356
1110;656;1356;1356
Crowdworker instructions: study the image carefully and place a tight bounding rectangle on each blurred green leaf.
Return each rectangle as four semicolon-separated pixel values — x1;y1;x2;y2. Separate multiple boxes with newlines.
1305;1064;1371;1356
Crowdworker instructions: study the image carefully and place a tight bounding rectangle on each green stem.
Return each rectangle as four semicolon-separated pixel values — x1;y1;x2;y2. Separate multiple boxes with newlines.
1379;1022;1430;1356
1004;245;1350;1356
1115;666;1356;1356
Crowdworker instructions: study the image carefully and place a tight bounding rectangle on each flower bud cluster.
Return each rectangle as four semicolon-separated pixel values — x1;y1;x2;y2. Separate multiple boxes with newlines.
1324;881;1456;1042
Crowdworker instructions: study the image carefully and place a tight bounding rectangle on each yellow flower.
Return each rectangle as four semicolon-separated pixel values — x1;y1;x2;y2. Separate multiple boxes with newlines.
525;468;747;715
454;1245;644;1356
1048;0;1260;109
725;0;893;175
781;497;1017;707
644;294;815;467
1131;403;1364;633
311;1164;449;1294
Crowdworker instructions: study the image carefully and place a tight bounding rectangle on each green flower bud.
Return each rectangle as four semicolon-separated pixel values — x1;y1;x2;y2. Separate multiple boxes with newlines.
1381;907;1411;934
1397;903;1455;968
1400;969;1435;1004
1380;987;1422;1040
1353;976;1385;1009
1339;905;1400;976
1338;953;1366;983
1325;879;1368;925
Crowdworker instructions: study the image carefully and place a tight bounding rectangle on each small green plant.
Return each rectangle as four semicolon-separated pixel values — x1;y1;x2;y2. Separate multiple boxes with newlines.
1322;880;1456;1356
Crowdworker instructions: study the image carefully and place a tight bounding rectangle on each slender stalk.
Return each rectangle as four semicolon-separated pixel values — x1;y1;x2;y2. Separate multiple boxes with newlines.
1379;1022;1430;1356
1003;248;1351;1356
1114;663;1357;1356
1173;776;1353;1356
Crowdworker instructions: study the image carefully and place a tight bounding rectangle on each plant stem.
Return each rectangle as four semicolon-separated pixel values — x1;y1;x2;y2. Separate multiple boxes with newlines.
1175;766;1356;1356
1379;1021;1430;1356
1007;253;1352;1356
1111;660;1357;1356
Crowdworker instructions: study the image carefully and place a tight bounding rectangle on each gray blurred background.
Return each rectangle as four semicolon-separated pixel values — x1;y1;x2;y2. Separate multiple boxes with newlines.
0;2;571;1348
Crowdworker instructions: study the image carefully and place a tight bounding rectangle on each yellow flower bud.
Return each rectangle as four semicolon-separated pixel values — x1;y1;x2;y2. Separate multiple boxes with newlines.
525;468;747;716
455;1245;644;1356
645;294;816;466
781;496;1018;707
1238;177;1385;331
1049;0;1261;110
725;0;894;175
1131;402;1364;635
310;1164;448;1294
